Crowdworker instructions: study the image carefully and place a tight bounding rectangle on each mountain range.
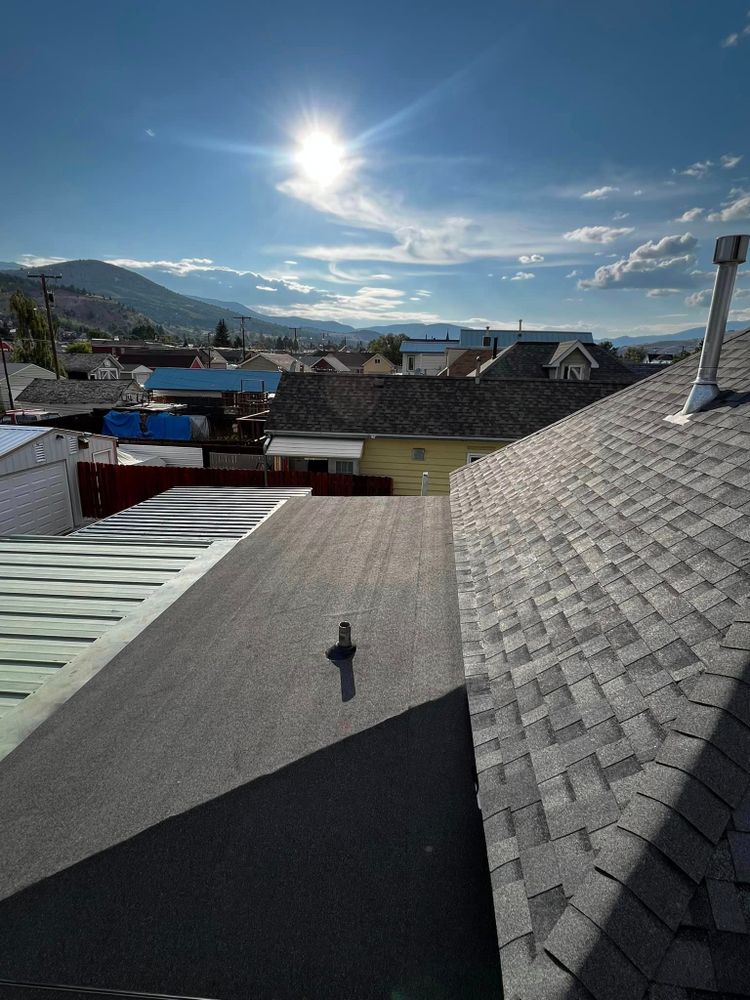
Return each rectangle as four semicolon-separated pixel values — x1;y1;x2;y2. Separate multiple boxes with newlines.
0;259;737;350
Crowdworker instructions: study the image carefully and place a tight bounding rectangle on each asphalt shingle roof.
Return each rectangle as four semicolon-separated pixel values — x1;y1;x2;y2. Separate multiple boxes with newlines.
450;327;750;999
16;378;139;404
482;341;640;384
267;372;632;440
61;352;122;373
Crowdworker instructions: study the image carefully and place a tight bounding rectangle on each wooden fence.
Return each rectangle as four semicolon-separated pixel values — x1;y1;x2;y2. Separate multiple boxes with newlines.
78;462;393;519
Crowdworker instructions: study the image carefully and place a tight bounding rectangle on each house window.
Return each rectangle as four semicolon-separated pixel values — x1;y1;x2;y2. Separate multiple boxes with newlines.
374;357;381;364
466;452;485;463
335;460;354;474
407;356;415;371
412;448;425;461
562;364;585;381
482;335;491;347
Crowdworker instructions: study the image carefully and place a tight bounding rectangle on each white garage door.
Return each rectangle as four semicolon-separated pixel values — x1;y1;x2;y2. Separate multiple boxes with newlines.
0;462;74;535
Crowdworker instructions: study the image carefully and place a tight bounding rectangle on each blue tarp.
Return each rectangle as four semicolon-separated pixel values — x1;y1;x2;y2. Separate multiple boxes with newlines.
102;411;143;438
146;412;192;441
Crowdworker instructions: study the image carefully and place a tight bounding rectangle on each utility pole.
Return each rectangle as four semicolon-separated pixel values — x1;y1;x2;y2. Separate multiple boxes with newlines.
1;342;13;410
28;272;62;378
233;316;253;361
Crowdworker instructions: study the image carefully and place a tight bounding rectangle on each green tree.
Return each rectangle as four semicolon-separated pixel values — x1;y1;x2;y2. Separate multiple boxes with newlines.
232;335;242;349
130;323;160;341
598;340;617;354
214;319;230;347
622;345;646;362
66;339;92;354
367;333;407;365
9;291;55;370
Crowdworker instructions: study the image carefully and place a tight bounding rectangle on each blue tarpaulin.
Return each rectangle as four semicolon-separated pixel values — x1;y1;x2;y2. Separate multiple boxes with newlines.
146;413;192;441
102;411;143;438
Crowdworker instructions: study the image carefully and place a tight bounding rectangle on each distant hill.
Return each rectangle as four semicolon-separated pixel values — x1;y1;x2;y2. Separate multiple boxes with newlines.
609;324;745;348
357;322;463;339
0;270;154;339
7;260;307;341
190;296;352;341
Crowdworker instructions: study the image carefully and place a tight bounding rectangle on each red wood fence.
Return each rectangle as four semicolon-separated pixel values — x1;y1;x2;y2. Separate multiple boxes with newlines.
78;462;393;519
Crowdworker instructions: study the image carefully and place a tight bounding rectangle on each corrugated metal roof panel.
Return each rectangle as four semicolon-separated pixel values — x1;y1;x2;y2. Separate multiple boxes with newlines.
0;425;50;458
400;341;450;354
77;486;310;540
266;437;364;459
144;368;282;392
0;533;218;721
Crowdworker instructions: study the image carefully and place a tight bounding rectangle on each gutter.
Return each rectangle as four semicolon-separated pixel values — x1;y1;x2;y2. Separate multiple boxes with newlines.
264;430;517;443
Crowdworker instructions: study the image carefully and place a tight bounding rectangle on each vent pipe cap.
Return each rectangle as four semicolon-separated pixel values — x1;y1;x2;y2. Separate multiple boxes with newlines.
713;234;749;265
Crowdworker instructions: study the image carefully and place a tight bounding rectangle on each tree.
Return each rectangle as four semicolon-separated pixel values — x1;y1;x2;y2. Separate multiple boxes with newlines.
9;291;55;370
130;323;160;341
598;340;617;354
66;339;92;354
622;345;646;362
214;318;230;347
367;333;407;365
232;335;242;349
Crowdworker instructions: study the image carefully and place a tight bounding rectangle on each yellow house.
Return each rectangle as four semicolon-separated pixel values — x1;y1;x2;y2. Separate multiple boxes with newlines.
266;371;625;495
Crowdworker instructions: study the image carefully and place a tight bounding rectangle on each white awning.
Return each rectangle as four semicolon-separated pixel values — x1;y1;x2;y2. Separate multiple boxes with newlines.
266;437;364;460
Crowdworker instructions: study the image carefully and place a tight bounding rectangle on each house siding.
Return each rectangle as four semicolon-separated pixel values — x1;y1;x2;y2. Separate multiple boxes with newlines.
359;437;505;495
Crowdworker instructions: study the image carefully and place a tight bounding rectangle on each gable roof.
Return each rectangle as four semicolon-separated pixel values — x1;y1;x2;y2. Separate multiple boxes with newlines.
450;327;750;999
239;351;297;370
437;348;494;377
481;340;639;383
144;367;281;393
267;372;632;440
315;351;374;370
62;352;123;373
105;350;205;368
16;378;139;404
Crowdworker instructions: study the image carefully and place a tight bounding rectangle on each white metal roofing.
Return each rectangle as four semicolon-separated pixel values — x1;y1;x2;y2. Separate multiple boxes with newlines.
266;437;364;460
76;486;311;540
0;533;219;724
0;425;50;459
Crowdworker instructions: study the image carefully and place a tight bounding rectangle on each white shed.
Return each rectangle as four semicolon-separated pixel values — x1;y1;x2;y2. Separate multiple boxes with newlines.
0;363;57;409
0;425;117;535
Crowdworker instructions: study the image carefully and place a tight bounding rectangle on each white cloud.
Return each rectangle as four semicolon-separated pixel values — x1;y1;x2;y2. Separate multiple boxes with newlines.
612;211;629;221
510;271;535;281
145;128;156;138
283;259;298;265
579;233;699;291
721;13;750;47
680;160;714;179
518;253;544;263
17;254;67;267
565;270;579;278
255;285;277;292
675;207;704;222
255;284;440;324
633;190;644;196
685;288;712;308
721;154;743;169
563;225;635;244
580;186;619;200
646;288;680;298
707;189;750;221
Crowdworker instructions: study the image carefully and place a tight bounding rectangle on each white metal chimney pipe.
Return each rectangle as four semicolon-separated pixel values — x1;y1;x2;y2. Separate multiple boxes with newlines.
681;234;749;415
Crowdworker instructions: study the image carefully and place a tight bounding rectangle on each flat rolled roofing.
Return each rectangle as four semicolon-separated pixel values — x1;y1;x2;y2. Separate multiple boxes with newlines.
266;436;363;459
76;486;311;540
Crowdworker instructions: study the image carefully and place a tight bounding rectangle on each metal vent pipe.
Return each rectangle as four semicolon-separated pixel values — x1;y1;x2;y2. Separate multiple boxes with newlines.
681;234;749;415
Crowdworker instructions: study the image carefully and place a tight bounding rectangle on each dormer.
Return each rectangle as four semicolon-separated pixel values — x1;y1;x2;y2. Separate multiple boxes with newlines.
543;340;599;381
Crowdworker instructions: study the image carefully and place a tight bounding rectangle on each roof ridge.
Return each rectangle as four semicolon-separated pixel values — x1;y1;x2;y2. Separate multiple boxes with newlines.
520;619;750;999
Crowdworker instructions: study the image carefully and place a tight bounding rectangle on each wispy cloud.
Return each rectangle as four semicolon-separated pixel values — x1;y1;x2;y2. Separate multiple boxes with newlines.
721;11;750;46
255;285;441;324
518;253;544;263
501;271;535;281
565;270;578;278
579;233;699;291
580;186;619;200
612;211;629;221
255;285;277;292
706;188;750;221
721;153;743;169
685;288;711;308
646;288;680;298
283;259;297;265
680;160;714;179
145;128;156;138
563;225;634;244
17;254;67;267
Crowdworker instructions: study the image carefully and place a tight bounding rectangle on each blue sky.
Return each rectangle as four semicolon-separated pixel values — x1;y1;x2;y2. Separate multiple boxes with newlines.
2;0;750;336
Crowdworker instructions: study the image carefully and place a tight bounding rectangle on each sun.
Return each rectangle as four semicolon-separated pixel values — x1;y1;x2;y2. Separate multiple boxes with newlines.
296;131;345;186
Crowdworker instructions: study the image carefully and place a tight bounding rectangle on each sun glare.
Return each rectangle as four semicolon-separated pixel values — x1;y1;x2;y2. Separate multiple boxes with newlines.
296;131;345;186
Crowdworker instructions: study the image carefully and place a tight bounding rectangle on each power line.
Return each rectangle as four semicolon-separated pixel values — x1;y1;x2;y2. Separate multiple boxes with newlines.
28;272;62;378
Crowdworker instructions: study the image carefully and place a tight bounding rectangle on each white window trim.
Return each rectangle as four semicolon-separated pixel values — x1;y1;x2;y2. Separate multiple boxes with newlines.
466;451;486;463
327;458;359;475
562;364;585;381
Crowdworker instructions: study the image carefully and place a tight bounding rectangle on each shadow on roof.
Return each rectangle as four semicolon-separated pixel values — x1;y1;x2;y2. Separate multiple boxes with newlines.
0;688;502;1000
